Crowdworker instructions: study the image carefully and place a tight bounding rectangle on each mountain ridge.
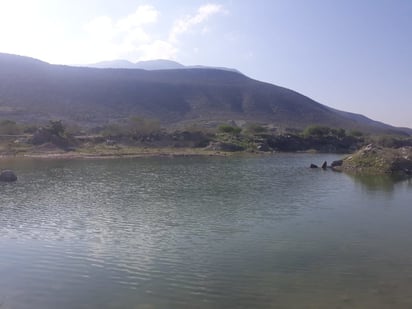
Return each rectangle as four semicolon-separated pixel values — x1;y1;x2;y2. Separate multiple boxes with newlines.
88;59;185;70
87;58;241;73
0;52;410;135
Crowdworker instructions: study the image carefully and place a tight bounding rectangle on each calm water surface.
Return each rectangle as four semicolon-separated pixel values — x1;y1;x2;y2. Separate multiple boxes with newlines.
1;154;412;308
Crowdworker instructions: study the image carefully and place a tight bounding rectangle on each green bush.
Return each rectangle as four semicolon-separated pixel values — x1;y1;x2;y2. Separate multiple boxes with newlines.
218;124;242;135
303;125;348;139
303;125;332;137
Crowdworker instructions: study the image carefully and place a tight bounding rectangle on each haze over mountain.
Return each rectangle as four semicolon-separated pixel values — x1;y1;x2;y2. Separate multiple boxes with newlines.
0;53;410;135
87;59;240;73
89;59;185;70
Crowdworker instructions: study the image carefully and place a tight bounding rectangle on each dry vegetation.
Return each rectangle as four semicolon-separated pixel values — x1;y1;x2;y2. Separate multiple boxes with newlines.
0;120;411;161
338;144;412;176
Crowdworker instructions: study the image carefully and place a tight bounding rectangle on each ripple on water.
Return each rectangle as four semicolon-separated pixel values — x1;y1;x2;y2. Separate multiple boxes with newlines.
1;155;412;308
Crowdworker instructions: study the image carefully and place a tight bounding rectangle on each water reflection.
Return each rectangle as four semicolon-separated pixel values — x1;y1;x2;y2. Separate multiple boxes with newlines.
1;155;412;308
351;174;412;193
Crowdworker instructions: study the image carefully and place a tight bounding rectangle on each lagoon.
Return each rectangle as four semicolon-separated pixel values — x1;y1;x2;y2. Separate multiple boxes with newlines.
1;154;412;308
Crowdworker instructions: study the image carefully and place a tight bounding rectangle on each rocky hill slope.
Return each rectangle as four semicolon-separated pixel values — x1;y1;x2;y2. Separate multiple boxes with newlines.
0;53;410;135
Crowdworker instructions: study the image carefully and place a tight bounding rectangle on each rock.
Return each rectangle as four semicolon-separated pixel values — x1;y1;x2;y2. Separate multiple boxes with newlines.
257;143;270;152
331;160;343;167
0;170;17;182
339;145;412;176
321;161;327;169
310;164;318;168
206;142;244;152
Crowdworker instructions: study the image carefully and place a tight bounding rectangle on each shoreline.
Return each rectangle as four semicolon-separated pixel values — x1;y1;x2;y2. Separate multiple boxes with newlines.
0;147;236;160
0;146;334;161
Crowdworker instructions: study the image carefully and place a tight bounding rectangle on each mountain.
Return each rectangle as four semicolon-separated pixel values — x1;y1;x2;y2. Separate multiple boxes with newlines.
0;52;410;135
89;59;136;69
88;59;240;73
89;59;185;70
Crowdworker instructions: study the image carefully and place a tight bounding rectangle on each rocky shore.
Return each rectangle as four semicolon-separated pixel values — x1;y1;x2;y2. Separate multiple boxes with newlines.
334;144;412;176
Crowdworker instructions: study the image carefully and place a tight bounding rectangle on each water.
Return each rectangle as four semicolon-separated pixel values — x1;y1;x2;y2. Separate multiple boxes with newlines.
1;154;412;308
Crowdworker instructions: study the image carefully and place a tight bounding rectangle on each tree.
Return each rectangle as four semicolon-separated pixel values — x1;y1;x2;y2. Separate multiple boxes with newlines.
31;120;71;148
47;120;65;136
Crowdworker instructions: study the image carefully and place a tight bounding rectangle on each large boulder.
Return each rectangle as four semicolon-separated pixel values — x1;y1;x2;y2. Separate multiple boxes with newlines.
0;170;17;182
336;144;412;176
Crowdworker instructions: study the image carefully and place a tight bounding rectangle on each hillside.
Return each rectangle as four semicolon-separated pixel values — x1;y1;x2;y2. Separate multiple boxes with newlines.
0;53;410;135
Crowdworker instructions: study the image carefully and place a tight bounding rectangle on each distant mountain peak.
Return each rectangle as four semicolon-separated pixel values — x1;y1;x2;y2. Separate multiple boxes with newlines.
135;59;185;70
90;59;135;68
86;59;240;73
88;59;185;70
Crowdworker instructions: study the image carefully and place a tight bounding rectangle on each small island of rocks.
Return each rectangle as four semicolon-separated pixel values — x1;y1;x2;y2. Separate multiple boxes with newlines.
334;144;412;176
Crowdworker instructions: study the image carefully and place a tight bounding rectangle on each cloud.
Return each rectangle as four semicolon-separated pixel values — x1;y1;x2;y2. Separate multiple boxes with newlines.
0;1;51;57
81;5;159;62
85;5;158;33
85;5;158;43
137;40;178;60
0;2;225;64
115;5;158;31
80;3;224;63
85;16;115;40
169;4;224;43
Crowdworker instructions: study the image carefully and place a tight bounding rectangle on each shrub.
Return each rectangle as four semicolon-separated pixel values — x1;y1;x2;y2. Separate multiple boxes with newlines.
330;128;346;138
303;125;331;137
218;124;242;135
47;120;65;137
245;123;267;134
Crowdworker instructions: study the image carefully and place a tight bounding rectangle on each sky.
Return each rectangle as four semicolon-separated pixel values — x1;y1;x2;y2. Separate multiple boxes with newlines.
0;0;411;128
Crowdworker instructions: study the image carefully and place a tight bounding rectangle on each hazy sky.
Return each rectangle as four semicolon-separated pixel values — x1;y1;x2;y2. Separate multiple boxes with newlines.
0;0;411;128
